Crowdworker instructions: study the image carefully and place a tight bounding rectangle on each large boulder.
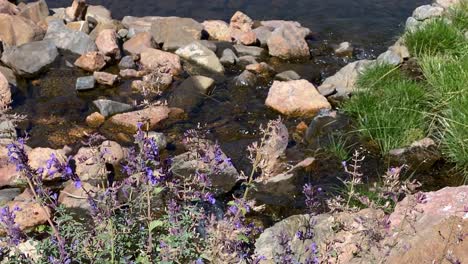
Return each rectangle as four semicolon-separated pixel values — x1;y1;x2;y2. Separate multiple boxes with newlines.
168;76;215;112
44;19;97;55
175;42;224;74
1;40;58;77
0;201;50;233
123;32;157;55
202;20;231;42
265;80;331;117
74;51;107;72
150;17;203;51
0;71;10;105
317;60;375;101
95;29;121;59
104;106;171;134
27;147;70;180
0;14;45;46
18;0;49;24
267;23;310;59
140;48;182;75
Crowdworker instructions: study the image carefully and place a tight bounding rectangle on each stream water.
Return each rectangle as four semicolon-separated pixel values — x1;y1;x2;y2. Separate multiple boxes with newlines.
12;0;464;218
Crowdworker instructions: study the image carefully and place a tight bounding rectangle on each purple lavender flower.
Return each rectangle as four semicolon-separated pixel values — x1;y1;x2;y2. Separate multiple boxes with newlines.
0;206;25;246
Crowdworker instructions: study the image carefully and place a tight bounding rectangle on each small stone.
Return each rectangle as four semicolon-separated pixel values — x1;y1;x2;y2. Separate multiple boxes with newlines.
238;31;257;45
275;70;301;81
405;17;421;32
93;99;132;117
86;112;105;128
147;132;168;150
220;48;238;65
118;28;129;38
74;51;107;72
175;42;224;74
377;50;403;66
119;69;146;78
59;181;98;211
245;62;275;75
118;55;137;69
296;121;308;134
334;42;353;57
104;106;171;134
233;44;265;57
233;70;257;87
93;71;119;86
76;76;96;91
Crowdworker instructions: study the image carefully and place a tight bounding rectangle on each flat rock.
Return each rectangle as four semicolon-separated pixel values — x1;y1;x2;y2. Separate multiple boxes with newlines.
75;76;96;91
233;44;265;57
150;17;203;51
267;23;310;59
140;48;182;76
105;106;171;134
123;32;156;55
74;51;107;72
44;19;97;55
175;42;224;74
93;99;132;117
266;79;331;117
168;75;215;112
0;188;21;205
93;71;119;86
275;70;301;81
0;14;45;46
1;40;58;77
28;147;69;180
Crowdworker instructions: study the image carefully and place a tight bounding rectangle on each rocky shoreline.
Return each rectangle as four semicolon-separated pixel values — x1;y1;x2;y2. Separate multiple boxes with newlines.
0;0;466;262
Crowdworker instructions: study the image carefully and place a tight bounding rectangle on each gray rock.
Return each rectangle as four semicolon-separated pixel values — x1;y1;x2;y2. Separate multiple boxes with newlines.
86;5;113;25
175;42;224;74
388;138;441;172
0;120;16;140
199;40;217;52
118;28;129;39
233;44;266;57
220;48;238;65
150;17;203;51
275;70;301;81
75;76;96;91
412;4;444;21
233;70;257;87
93;99;133;117
238;56;259;67
1;40;58;77
334;41;354;57
377;50;403;66
405;17;421;32
18;0;49;23
304;109;348;146
45;19;98;55
0;66;17;87
118;55;137;69
168;75;215;112
0;188;21;205
147;132;168;150
253;26;272;47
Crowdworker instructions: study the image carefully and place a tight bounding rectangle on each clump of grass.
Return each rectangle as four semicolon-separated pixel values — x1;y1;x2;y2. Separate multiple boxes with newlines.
404;18;466;57
342;63;429;154
324;133;352;162
448;0;468;31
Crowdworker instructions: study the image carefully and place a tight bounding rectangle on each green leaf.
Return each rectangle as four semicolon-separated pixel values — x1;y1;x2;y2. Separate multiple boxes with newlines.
149;220;165;232
237;233;249;243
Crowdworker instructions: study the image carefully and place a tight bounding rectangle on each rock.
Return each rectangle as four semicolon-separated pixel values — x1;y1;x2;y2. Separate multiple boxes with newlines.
1;40;58;77
28;147;68;180
117;28;128;38
0;66;16;87
85;5;112;25
266;80;331;117
100;140;125;165
237;55;258;66
147;132;167;150
119;69;145;78
0;0;19;15
44;19;97;55
150;17;203;51
172;141;239;194
275;70;300;81
75;76;96;91
0;188;21;205
1;201;50;232
65;0;87;21
245;62;275;75
0;14;45;46
92;99;132;117
318;59;375;100
388;138;441;171
233;44;265;57
388;38;410;60
0;146;21;187
123;32;156;55
104;106;171;134
267;23;310;59
118;55;136;69
141;71;173;91
229;11;253;33
233;70;257;87
237;31;257;45
253;26;272;47
74;51;107;72
199;40;217;52
304;109;348;145
334;41;353;57
140;48;182;75
412;4;444;21
66;21;90;33
220;48;238;65
93;71;119;86
95;29;121;59
58;181;98;211
0;71;10;105
85;112;105;128
377;50;403;66
0;119;15;141
405;16;421;32
175;42;224;74
435;0;460;8
260;20;311;38
88;20;123;40
202;20;231;41
168;76;215;112
121;16;163;35
18;0;49;24
74;143;115;183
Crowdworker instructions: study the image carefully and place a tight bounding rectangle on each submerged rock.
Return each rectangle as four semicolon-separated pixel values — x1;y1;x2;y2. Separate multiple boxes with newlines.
74;51;107;72
93;99;132;117
1;40;58;77
140;48;182;75
388;138;441;171
168;75;215;112
75;76;96;91
334;41;353;57
265;80;331;117
44;19;97;55
175;42;224;74
245;62;275;76
93;71;120;86
233;70;257;87
150;17;203;51
0;14;44;46
275;70;301;81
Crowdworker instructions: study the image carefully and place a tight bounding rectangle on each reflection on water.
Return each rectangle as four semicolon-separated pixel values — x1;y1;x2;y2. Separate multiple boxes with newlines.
42;0;429;48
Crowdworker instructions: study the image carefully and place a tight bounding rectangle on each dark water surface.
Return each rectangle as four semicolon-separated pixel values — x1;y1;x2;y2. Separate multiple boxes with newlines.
43;0;430;48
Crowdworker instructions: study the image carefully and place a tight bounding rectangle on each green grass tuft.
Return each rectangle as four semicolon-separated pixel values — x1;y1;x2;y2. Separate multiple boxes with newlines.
342;63;429;154
404;18;466;57
448;0;468;31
